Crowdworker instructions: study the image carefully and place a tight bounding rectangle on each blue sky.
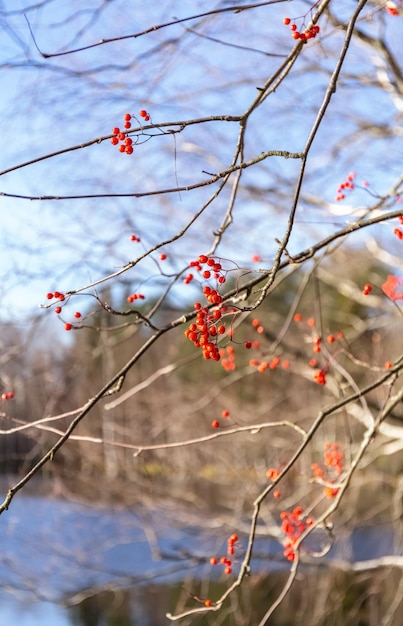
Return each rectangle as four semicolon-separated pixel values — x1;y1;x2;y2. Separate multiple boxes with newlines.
0;0;402;324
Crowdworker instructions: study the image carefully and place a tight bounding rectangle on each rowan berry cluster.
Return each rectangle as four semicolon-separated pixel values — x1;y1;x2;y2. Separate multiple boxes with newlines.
313;369;327;385
111;113;134;155
249;355;289;373
184;255;230;360
209;533;239;575
382;274;403;301
280;506;314;561
184;299;226;362
335;172;355;201
127;293;145;303
110;110;151;155
219;345;236;371
266;467;281;498
293;313;344;385
385;1;401;16
139;109;150;122
283;17;320;42
312;442;343;498
46;291;66;302
1;391;14;400
211;409;231;429
188;254;227;285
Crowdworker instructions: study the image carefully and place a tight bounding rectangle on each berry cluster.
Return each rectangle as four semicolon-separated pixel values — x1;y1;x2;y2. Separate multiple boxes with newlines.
280;506;314;561
219;345;236;371
211;409;231;429
362;283;372;296
127;293;145;303
139;109;150;122
313;369;327;385
130;234;141;242
266;467;281;498
45;291;83;331
385;1;400;16
393;225;403;240
110;110;151;155
46;291;66;302
209;533;239;575
283;17;320;42
293;313;344;385
382;274;403;301
185;299;226;362
249;355;289;373
312;442;343;498
1;391;14;400
111;114;134;155
184;256;230;360
335;172;355;201
188;254;227;285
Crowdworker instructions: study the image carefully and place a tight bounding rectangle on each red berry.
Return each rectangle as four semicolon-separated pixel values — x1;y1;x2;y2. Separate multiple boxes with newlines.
139;109;147;118
64;323;72;331
111;137;119;145
118;144;125;153
212;420;220;429
46;292;53;300
283;17;291;25
125;146;134;154
204;599;212;607
124;121;131;129
210;557;217;565
144;115;150;122
54;306;62;314
74;312;81;318
159;253;167;260
123;113;131;121
112;127;120;135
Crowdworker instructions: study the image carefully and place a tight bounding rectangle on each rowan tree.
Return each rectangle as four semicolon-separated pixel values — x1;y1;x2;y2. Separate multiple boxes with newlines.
0;1;402;624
